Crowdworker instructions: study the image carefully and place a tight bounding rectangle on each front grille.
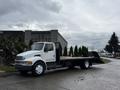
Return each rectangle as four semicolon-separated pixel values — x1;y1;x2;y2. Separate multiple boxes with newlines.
16;56;24;60
15;61;23;64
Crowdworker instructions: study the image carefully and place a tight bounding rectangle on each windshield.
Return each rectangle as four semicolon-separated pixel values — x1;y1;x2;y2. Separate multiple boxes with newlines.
31;43;44;50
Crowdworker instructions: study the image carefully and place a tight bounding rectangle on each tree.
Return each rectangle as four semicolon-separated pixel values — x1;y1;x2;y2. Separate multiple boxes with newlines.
63;46;67;56
82;46;88;57
74;45;78;56
0;37;27;65
105;32;119;56
0;38;16;65
69;46;73;56
78;47;82;56
104;45;113;53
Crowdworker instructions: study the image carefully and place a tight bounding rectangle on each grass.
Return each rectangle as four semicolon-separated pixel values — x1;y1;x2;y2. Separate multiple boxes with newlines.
0;65;16;72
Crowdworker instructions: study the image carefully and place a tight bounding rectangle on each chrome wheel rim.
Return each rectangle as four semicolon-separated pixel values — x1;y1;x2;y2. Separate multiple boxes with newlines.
85;61;89;68
35;65;43;74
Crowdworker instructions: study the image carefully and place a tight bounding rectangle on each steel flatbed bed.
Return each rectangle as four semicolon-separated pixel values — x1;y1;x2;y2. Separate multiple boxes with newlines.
60;56;95;61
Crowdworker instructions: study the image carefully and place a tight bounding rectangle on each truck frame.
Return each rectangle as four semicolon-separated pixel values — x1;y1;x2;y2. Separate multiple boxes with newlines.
15;42;101;76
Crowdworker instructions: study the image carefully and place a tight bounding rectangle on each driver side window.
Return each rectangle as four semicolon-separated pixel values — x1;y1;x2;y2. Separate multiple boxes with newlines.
44;44;54;52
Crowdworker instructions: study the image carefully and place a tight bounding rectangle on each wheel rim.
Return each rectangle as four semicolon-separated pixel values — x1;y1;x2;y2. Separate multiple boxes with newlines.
85;61;89;68
35;65;43;75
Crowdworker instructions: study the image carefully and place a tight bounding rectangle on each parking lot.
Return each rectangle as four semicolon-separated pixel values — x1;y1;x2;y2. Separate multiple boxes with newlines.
0;58;120;90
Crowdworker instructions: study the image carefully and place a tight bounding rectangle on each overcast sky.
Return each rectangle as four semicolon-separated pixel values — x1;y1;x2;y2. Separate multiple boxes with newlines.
0;0;120;50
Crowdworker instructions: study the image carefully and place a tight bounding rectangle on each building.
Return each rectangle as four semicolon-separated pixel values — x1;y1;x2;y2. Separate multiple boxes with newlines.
0;31;24;41
0;30;67;51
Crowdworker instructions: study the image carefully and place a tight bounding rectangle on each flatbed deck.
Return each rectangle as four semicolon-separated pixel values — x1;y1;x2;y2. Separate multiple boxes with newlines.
60;56;95;61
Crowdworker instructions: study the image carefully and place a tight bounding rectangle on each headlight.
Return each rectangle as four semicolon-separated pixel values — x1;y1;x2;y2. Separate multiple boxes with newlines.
15;60;32;65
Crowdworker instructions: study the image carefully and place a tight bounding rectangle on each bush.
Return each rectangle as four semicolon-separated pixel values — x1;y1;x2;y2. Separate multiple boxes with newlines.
0;37;27;65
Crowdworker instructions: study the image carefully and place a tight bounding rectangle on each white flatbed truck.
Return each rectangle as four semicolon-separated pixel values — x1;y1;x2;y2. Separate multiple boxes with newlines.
15;42;101;76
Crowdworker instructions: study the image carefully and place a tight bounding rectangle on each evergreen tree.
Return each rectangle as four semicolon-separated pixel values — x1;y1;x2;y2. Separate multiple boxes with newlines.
74;45;78;56
105;32;119;56
69;46;73;56
78;47;82;56
82;46;88;57
104;45;113;53
63;46;67;56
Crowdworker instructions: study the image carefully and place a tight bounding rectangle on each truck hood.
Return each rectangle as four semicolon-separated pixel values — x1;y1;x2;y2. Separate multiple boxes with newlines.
17;50;41;59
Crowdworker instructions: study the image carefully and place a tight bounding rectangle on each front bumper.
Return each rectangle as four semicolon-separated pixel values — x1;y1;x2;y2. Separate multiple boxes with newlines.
15;65;32;71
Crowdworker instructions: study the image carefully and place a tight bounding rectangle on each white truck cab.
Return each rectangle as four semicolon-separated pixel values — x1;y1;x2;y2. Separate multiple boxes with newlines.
15;42;56;76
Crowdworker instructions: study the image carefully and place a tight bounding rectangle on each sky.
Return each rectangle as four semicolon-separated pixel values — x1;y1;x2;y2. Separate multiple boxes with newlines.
0;0;120;50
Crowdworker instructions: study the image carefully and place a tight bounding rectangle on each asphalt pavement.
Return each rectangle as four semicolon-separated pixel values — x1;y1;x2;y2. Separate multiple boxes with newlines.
0;58;120;90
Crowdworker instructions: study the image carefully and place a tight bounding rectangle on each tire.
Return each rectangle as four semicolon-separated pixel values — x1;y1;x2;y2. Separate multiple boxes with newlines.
32;62;46;76
89;60;92;67
80;60;90;69
66;61;74;69
68;65;74;69
19;70;28;75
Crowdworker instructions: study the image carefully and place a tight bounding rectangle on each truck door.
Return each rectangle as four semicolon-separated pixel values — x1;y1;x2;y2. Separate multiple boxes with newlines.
43;43;56;62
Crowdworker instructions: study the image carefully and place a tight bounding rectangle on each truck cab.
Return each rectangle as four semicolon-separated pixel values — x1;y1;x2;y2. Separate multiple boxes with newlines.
15;42;56;76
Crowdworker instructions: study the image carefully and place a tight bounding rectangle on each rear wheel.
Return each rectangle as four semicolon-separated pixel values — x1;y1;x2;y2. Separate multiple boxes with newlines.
66;62;74;69
32;62;46;76
80;60;90;69
68;64;75;69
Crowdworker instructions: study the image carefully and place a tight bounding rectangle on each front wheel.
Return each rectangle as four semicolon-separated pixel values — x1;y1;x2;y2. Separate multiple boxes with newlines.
32;62;46;76
80;60;90;69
